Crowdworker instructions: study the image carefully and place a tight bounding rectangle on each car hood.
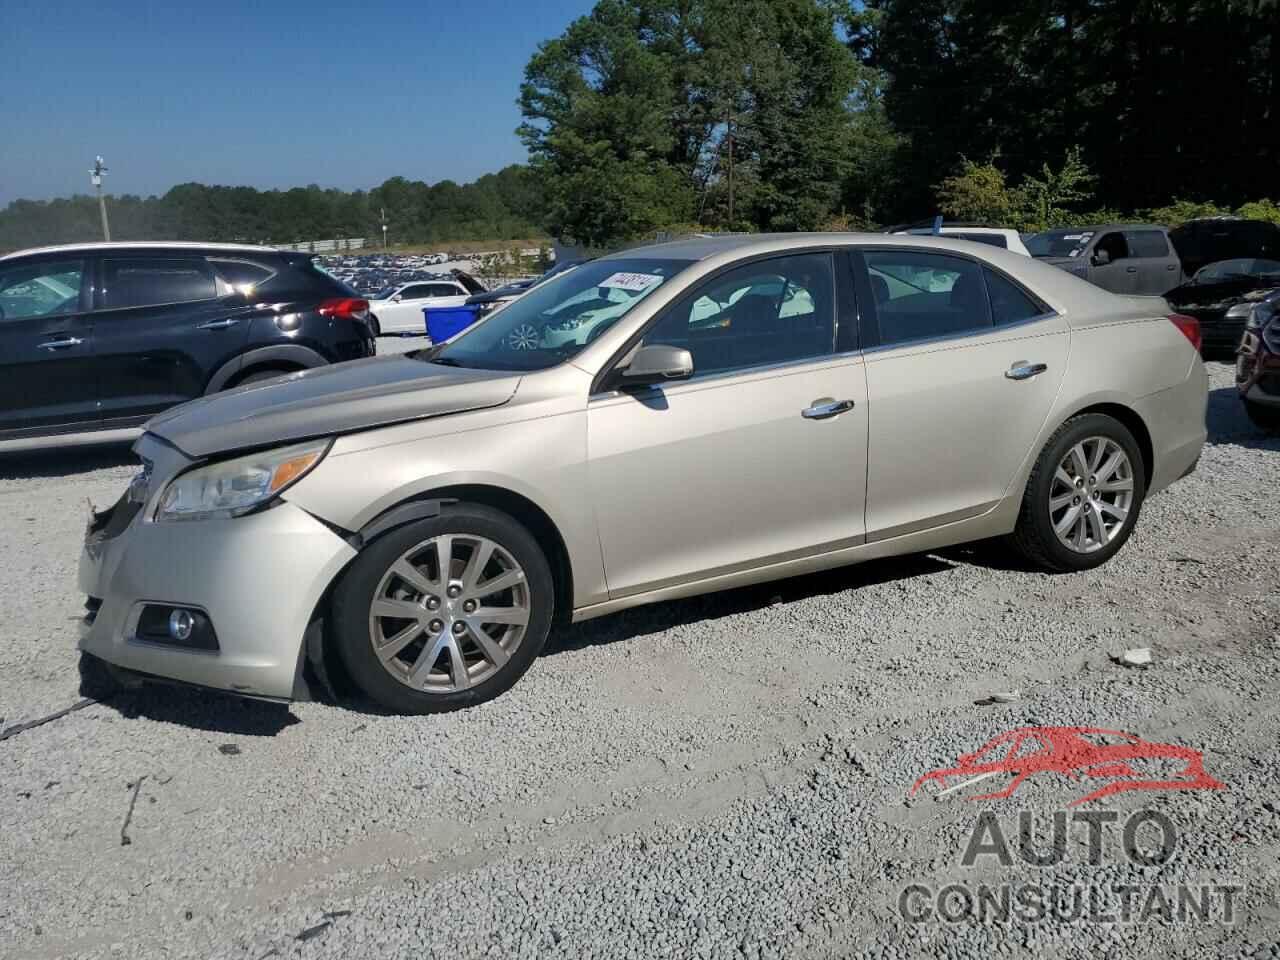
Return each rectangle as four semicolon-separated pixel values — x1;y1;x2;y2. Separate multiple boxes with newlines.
145;355;521;459
1164;276;1280;311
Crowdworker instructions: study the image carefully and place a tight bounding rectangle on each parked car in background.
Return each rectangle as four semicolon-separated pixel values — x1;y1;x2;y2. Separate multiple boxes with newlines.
0;242;375;450
1163;257;1280;358
78;234;1206;714
466;259;585;317
1169;217;1280;279
367;270;485;336
892;223;1032;256
1234;289;1280;432
1026;224;1183;295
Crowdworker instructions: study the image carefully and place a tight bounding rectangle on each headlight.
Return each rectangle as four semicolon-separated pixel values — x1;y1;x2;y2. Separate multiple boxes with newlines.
1226;302;1255;320
154;439;330;522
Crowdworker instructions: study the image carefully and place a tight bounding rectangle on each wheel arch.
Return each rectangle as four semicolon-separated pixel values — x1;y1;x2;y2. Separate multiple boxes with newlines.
204;344;327;393
1059;401;1154;488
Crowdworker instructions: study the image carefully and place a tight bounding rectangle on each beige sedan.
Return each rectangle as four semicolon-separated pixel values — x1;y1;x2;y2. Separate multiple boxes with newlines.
79;234;1207;713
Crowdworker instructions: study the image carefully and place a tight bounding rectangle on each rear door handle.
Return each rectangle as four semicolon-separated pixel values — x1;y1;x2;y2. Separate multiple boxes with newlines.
38;336;85;350
1005;362;1048;381
1125;266;1138;273
802;398;855;420
198;319;240;331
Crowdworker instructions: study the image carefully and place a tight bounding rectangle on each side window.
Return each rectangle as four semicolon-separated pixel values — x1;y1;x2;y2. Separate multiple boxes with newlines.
102;258;217;309
428;284;460;298
641;253;835;378
984;268;1045;326
399;285;430;300
210;259;274;295
1094;232;1129;262
1125;230;1170;258
864;251;991;346
0;259;84;322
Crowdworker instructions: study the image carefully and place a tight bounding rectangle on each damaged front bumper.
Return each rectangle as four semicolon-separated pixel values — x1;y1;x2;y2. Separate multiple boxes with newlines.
78;464;356;702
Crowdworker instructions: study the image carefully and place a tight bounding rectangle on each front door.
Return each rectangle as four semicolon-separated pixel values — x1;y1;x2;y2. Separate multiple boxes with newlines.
1088;232;1137;294
0;256;97;434
858;249;1069;539
588;252;868;598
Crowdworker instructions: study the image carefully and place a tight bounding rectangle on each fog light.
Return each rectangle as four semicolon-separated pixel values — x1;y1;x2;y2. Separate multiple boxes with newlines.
168;609;195;642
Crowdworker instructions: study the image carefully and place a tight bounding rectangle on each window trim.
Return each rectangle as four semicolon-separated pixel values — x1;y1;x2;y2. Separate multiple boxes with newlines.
853;246;1056;353
92;254;223;314
591;248;849;395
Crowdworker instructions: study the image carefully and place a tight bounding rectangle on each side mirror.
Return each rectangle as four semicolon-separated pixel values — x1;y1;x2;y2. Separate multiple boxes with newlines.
392;294;403;303
1091;249;1111;267
618;344;694;388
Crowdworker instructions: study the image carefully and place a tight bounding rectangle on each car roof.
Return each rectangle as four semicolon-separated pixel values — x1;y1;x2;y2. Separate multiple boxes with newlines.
1037;223;1166;234
0;241;279;263
608;231;1030;261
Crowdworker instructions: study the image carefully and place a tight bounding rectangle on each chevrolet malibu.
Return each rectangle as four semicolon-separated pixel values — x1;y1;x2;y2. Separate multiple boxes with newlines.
78;235;1208;713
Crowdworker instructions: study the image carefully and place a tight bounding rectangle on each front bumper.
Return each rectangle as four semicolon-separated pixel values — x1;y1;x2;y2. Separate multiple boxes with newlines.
78;497;356;701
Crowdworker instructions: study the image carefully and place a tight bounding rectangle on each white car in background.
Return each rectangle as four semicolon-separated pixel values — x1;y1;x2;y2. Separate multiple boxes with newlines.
367;274;484;336
894;226;1032;257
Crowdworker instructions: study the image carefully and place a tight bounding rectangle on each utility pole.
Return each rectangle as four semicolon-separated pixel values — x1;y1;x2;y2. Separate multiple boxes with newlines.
380;207;388;250
90;156;110;241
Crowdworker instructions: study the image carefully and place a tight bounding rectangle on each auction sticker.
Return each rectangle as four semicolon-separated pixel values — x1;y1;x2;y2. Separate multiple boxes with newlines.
601;272;664;291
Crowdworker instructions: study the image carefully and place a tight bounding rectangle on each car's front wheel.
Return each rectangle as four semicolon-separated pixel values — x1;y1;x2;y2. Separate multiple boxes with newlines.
1008;413;1146;572
330;503;554;713
1243;398;1280;434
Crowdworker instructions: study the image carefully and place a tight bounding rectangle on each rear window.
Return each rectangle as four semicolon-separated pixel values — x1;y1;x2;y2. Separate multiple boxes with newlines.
102;258;217;309
210;259;274;293
952;232;1008;249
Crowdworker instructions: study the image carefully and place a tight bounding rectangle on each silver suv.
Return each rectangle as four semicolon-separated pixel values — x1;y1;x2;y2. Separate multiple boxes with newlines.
78;234;1208;713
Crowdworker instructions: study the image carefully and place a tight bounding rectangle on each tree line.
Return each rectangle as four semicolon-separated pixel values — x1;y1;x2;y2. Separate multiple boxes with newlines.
0;166;546;252
521;0;1280;246
4;0;1278;252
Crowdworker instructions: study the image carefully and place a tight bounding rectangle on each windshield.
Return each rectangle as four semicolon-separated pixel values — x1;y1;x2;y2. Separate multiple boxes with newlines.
1026;229;1095;258
374;284;399;300
432;258;691;371
1194;258;1280;282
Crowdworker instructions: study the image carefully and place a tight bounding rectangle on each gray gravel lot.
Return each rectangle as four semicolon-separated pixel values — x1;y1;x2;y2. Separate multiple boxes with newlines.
1;360;1277;959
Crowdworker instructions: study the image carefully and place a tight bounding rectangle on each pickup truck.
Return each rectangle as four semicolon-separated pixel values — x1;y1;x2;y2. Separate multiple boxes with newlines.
1024;223;1183;295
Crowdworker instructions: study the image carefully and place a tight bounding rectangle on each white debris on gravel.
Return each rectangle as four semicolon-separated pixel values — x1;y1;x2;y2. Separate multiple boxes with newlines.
1;362;1277;959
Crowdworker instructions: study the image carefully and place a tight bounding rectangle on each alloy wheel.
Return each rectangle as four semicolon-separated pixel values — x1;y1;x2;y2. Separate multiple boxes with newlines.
1048;436;1134;554
368;535;530;693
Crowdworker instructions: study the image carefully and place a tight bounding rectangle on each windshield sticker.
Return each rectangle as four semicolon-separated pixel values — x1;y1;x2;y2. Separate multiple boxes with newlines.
600;271;664;292
1062;234;1084;240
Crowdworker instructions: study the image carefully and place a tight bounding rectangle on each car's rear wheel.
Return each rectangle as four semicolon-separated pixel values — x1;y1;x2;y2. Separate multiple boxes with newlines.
1008;413;1146;572
330;503;554;714
1243;398;1280;433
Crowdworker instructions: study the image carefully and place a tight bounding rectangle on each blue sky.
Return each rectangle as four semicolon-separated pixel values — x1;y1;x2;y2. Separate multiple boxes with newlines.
0;0;595;204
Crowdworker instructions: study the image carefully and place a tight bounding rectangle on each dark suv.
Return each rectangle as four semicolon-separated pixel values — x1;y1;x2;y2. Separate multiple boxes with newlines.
0;242;375;449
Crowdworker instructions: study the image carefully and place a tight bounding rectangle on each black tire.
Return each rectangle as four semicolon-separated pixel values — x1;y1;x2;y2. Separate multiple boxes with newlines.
367;315;381;337
1244;398;1280;434
330;503;554;714
1008;413;1146;572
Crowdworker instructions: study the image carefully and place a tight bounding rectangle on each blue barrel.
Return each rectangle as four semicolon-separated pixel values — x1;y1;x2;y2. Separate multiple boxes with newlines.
424;305;480;343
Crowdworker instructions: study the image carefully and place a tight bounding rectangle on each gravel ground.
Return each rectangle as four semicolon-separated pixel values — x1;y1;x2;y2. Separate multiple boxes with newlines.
1;360;1277;960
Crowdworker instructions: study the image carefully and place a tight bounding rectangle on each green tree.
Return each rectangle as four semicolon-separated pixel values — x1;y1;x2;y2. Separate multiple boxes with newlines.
935;156;1016;223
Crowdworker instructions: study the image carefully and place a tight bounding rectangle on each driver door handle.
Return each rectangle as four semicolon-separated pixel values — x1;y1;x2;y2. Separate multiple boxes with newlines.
198;319;240;331
1005;362;1048;381
38;336;85;350
802;398;855;420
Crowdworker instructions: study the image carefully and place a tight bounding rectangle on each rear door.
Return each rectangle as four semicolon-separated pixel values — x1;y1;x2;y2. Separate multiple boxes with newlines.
0;256;97;433
1124;229;1182;294
858;249;1069;540
93;254;254;422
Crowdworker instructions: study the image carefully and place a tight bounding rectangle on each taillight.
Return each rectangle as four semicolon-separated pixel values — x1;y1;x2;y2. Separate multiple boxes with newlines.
319;298;369;321
1169;313;1201;352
